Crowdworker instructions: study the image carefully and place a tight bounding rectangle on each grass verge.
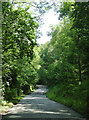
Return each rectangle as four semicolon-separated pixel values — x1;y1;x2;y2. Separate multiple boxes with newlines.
46;81;88;118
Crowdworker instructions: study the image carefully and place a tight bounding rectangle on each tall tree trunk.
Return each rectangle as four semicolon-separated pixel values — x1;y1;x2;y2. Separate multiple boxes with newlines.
78;34;82;84
79;50;82;83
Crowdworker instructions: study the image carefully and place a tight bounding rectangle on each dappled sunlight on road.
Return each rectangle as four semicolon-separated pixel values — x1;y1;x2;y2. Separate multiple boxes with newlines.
22;96;47;100
9;102;72;116
3;85;84;119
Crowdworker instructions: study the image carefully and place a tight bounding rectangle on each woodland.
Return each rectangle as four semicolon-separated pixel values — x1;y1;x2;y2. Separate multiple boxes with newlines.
0;1;89;118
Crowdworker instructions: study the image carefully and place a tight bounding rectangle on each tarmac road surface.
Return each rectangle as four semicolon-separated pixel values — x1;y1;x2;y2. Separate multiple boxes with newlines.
2;85;86;120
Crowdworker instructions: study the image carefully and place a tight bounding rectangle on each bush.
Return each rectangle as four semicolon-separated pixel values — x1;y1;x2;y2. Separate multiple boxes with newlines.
4;87;18;100
22;82;31;94
1;101;7;106
1;101;13;107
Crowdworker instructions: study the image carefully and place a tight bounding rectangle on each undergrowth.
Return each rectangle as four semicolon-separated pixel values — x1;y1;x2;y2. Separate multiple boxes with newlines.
46;80;88;118
0;85;37;114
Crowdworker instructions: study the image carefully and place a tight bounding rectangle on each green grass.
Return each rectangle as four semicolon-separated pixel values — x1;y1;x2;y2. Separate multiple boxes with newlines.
46;81;88;118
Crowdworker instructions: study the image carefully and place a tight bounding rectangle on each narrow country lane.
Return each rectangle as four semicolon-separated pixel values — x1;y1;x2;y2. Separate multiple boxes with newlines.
2;85;86;120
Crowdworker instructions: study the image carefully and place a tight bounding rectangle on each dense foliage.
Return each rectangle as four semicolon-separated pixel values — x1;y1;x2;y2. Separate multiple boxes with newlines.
1;1;89;118
33;2;89;118
2;2;38;102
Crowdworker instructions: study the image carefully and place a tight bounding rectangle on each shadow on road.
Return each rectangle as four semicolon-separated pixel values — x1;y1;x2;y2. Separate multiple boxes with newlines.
2;85;86;120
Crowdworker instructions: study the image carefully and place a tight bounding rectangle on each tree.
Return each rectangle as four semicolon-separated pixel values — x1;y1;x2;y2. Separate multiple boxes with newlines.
59;2;89;83
2;2;38;100
71;2;89;83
